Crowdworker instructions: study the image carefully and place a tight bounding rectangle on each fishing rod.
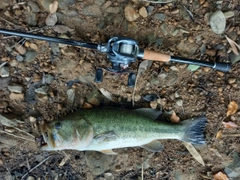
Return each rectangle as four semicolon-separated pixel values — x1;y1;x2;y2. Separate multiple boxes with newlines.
0;28;231;86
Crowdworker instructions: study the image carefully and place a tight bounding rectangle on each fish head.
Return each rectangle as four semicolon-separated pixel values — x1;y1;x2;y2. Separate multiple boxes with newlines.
39;119;94;151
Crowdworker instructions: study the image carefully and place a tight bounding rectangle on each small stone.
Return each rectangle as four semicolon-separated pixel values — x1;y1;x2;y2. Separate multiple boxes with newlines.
26;12;37;26
0;101;8;108
29;116;36;123
147;6;154;15
205;49;216;56
134;94;141;102
171;9;179;14
9;92;24;100
0;77;11;89
4;127;15;133
0;66;9;77
27;176;35;180
199;0;205;5
25;50;38;62
30;43;38;51
35;86;48;95
104;173;114;180
16;55;24;62
210;10;226;34
28;1;40;12
82;61;93;71
105;7;122;14
83;102;93;109
67;89;75;104
15;44;26;55
150;100;158;109
230;53;240;64
188;36;194;43
0;159;3;165
228;78;236;84
153;13;166;21
202;1;209;7
81;4;102;17
224;11;234;19
139;7;148;18
7;85;23;93
124;4;140;22
176;99;183;106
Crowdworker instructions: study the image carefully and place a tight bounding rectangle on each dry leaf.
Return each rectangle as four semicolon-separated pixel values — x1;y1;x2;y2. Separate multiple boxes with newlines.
216;130;223;139
138;60;152;75
225;36;240;55
226;101;238;117
52;25;74;34
45;13;57;26
59;154;70;166
170;110;180;123
99;88;116;102
213;172;229;180
49;0;58;14
182;142;205;166
222;121;238;128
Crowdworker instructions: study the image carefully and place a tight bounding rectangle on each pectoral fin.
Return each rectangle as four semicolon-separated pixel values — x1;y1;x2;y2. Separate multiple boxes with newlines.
100;149;117;155
94;131;117;142
141;140;164;152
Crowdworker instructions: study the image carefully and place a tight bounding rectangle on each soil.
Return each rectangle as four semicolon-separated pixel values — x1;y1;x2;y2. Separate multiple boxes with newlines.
0;0;240;180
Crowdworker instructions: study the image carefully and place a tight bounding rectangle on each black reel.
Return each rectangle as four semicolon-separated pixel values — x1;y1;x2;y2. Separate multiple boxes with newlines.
95;37;141;87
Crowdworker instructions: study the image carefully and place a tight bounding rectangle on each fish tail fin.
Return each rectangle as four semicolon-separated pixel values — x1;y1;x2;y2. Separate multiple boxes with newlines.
182;116;207;145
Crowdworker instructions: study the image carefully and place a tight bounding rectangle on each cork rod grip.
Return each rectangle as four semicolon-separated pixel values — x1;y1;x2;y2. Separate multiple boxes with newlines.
142;49;171;62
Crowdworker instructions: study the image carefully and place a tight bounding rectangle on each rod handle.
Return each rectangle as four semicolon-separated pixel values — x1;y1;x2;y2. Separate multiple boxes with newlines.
142;49;170;62
213;62;231;72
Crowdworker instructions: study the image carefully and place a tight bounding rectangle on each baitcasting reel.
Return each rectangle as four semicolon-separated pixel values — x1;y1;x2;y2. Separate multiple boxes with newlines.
0;28;231;87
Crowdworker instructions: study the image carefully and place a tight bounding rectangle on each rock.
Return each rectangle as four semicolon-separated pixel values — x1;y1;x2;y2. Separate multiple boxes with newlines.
171;9;179;14
139;7;148;18
94;0;105;6
177;41;198;57
42;74;53;84
153;13;166;21
45;13;57;26
9;92;24;100
228;78;236;84
176;99;183;106
105;7;122;14
0;159;3;165
49;42;60;55
199;0;205;4
205;49;216;56
25;50;38;62
0;1;9;9
224;11;234;19
26;12;37;26
124;4;140;22
16;55;24;62
150;100;158;109
0;66;9;77
209;10;226;34
15;44;26;55
7;85;23;93
104;173;114;180
67;89;75;104
30;43;38;51
81;4;102;17
134;94;141;101
0;101;8;108
0;77;11;89
188;36;194;43
27;176;35;180
82;61;93;72
35;86;48;95
28;1;40;12
230;52;240;64
147;5;154;15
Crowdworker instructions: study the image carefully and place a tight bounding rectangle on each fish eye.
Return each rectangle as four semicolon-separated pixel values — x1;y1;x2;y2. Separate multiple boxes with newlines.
54;122;62;130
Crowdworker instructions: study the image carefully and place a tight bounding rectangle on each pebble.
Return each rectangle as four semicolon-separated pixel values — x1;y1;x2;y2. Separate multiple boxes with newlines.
83;102;93;109
124;4;140;22
82;61;93;72
0;159;3;165
9;92;24;100
35;86;48;95
0;66;9;77
0;101;8;108
67;89;75;104
199;0;205;5
30;43;38;51
104;173;114;180
24;50;38;62
228;78;236;84
188;36;194;43
150;100;158;109
205;49;216;56
171;9;179;14
27;176;35;180
176;99;183;106
224;11;234;19
7;85;23;93
81;4;102;17
210;10;226;34
230;53;240;64
26;12;37;26
28;1;40;12
153;13;166;21
105;7;122;14
29;116;36;123
16;55;24;62
139;7;148;18
147;6;154;15
15;44;26;55
0;77;11;89
134;94;141;102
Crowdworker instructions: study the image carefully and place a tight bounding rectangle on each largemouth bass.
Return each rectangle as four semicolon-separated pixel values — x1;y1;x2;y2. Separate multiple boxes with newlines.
40;108;207;154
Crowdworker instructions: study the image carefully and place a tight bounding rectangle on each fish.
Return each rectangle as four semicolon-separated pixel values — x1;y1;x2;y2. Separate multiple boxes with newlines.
40;107;207;154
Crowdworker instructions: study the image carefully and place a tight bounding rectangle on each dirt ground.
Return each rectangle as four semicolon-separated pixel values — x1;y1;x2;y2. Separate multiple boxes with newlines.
0;0;240;179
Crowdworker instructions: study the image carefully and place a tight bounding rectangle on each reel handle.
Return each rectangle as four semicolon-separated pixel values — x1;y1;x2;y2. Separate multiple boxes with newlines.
142;49;231;72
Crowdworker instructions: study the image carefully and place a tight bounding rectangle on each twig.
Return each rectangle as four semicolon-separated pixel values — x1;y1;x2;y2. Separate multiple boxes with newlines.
21;156;51;180
14;127;35;138
222;134;240;137
0;17;22;28
0;130;35;142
